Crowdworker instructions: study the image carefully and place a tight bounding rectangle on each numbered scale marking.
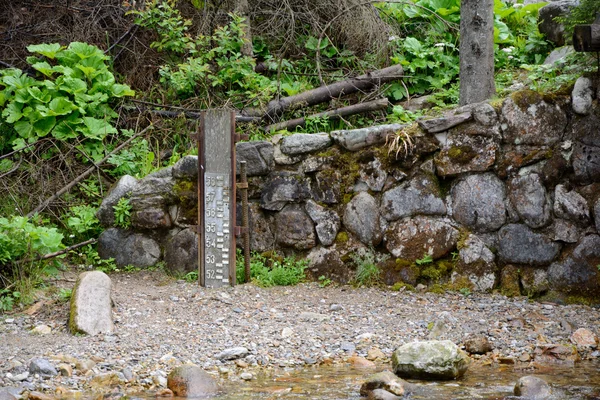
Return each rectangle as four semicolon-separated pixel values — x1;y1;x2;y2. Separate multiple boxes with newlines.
204;172;231;286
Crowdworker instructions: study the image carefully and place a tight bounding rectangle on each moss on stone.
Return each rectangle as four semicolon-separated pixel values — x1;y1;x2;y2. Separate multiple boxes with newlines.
420;259;453;282
510;90;544;112
68;278;83;335
391;281;415;291
335;231;349;244
447;145;477;164
428;283;446;294
500;265;521;297
445;275;475;292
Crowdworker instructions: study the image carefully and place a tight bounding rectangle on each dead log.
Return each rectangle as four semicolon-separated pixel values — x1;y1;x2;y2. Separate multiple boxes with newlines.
265;98;389;132
244;64;404;118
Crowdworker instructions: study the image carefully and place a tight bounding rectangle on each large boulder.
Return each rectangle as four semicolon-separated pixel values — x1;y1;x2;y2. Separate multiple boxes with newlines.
508;173;551;228
260;173;311;211
69;271;114;335
514;376;553;400
280;133;332;155
164;228;197;275
384;216;459;261
98;228;161;268
538;0;579;46
305;200;340;246
360;370;408;397
380;175;446;221
96;175;138;228
500;91;567;146
450;173;506;232
275;204;316;250
498;224;561;265
236;141;274;176
343;192;383;246
172;155;198;180
548;235;600;296
129;176;175;229
167;365;219;397
392;340;469;380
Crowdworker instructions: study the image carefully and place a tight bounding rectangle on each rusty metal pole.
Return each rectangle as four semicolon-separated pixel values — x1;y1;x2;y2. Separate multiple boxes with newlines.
239;161;251;283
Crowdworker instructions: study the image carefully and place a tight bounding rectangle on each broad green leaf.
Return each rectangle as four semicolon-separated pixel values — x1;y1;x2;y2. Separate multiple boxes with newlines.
111;83;135;97
403;37;423;54
14;89;32;104
33;116;56;137
11;138;28;150
67;42;106;60
52;65;77;78
2;73;35;90
2;102;23;123
59;77;87;94
76;65;99;79
27;87;51;103
53;119;81;140
31;62;55;77
14;120;33;138
27;43;63;59
81;117;118;140
40;97;78;117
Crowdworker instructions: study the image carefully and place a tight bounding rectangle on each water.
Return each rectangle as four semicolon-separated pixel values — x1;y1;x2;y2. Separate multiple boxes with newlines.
208;361;600;399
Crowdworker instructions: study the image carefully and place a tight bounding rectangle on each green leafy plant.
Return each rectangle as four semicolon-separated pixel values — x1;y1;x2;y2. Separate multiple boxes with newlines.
0;289;20;311
107;134;156;178
318;275;332;288
113;197;132;229
415;253;433;265
236;250;307;287
56;288;72;303
459;287;471;297
0;42;134;156
65;205;101;243
351;248;388;287
184;270;198;283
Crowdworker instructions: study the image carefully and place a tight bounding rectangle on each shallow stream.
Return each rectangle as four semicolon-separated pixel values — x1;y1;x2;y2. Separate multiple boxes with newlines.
208;361;600;399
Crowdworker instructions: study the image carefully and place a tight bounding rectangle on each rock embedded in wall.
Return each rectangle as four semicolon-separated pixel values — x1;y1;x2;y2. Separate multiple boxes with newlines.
96;175;138;228
450;173;507;232
307;235;367;283
236;202;275;252
508;173;552;228
453;234;497;292
98;228;161;268
274;204;316;250
260;172;311;211
572;77;594;115
571;106;600;183
434;134;498;176
236;141;274;176
380;174;446;221
129;174;175;229
343;192;383;246
500;91;567;146
547;235;600;296
553;184;590;226
172;155;198;180
280;133;332;155
384;216;459;261
305;200;340;246
164;228;198;275
498;224;561;266
311;169;342;204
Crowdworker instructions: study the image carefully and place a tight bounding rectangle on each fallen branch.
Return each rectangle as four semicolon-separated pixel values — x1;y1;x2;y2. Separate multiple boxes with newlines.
244;65;403;119
105;25;138;55
264;98;389;132
16;238;97;264
144;108;261;123
27;125;152;217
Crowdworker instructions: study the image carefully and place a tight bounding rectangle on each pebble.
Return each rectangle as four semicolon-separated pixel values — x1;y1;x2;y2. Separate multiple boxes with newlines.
240;372;253;381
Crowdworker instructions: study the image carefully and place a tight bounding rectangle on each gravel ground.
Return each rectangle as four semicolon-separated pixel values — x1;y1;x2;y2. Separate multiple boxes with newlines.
1;269;599;397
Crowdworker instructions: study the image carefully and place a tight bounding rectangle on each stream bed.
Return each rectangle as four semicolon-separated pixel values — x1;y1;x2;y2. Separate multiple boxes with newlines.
209;361;600;399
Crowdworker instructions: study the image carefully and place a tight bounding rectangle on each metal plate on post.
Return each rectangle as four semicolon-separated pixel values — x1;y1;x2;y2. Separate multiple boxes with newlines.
198;109;236;287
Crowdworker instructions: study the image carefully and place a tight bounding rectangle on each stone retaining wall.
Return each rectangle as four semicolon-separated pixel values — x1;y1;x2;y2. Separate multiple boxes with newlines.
97;79;600;301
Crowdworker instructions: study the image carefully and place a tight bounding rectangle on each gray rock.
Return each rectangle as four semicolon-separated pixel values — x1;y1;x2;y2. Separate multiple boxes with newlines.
236;141;274;176
418;112;472;133
172;155;198;180
260;173;311;211
384;216;459;261
554;184;590;226
216;347;249;360
359;158;388;192
548;235;600;296
129;176;175;229
367;389;402;400
0;388;19;400
538;0;579;46
164;228;197;275
500;93;567;146
508;173;551;228
311;169;342;204
305;200;340;246
392;340;469;380
131;206;172;230
435;133;498;176
280;133;332;155
498;224;561;265
572;142;600;184
544;46;575;66
464;336;493;354
572;77;593;115
550;219;581;243
307;245;354;284
96;175;138;228
237;202;275;252
167;365;219;397
380;175;446;221
29;358;57;377
360;370;408;397
98;229;161;268
514;376;552;399
343;192;383;246
69;271;114;335
301;156;332;173
331;124;406;151
275;204;316;250
451;173;506;232
520;267;550;296
454;234;497;292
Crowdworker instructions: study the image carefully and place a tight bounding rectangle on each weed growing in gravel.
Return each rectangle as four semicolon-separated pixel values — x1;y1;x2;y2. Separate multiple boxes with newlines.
351;248;388;287
236;250;307;287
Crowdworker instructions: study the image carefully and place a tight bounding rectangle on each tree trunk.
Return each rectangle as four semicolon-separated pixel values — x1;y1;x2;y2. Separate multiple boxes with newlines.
459;0;496;106
234;0;253;58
